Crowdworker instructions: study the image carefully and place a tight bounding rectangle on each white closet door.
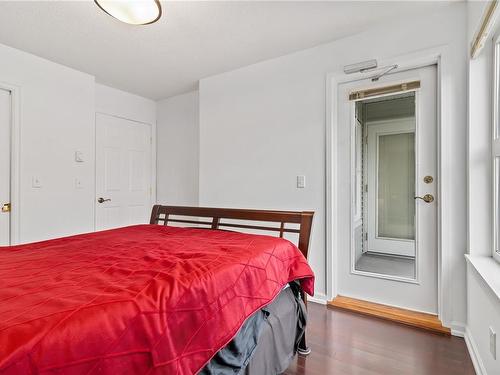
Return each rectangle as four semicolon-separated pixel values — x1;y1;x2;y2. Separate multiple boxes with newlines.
0;89;11;246
95;113;152;231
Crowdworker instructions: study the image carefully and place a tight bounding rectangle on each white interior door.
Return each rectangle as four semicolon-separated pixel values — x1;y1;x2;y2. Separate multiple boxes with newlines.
0;89;11;246
337;65;438;314
95;113;152;231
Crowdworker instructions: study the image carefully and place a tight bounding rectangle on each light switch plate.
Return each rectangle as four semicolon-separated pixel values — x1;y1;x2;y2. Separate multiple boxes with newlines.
32;176;42;188
297;175;306;189
75;151;84;163
490;327;497;360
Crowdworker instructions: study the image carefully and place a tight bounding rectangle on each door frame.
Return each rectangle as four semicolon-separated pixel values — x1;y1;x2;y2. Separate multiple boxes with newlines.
94;112;157;231
326;46;454;330
0;81;20;245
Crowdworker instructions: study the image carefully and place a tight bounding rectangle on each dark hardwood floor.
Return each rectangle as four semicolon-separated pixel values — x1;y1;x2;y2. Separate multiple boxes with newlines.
286;302;475;375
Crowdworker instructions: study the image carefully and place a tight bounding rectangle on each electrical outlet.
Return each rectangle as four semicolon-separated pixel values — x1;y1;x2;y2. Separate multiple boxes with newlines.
490;327;497;360
75;178;83;190
32;176;42;188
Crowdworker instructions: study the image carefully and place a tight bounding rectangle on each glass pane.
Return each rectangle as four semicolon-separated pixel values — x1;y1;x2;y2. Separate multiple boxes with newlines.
354;121;363;221
377;132;415;239
353;92;417;280
496;44;500;139
496;157;500;254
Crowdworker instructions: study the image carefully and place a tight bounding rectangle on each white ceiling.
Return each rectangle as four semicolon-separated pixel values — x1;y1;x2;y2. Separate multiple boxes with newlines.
0;1;455;100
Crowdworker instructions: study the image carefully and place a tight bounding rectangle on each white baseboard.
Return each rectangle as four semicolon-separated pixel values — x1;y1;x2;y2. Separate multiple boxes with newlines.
450;322;466;337
308;292;327;305
465;327;487;375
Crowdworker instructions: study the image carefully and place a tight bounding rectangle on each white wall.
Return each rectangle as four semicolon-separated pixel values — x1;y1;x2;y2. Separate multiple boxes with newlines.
0;43;156;244
95;83;156;125
466;2;500;374
156;91;199;206
0;42;95;243
467;262;500;375
199;2;467;322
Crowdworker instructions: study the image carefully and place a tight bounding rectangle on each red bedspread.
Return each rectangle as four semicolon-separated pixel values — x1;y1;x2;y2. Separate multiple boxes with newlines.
0;225;314;374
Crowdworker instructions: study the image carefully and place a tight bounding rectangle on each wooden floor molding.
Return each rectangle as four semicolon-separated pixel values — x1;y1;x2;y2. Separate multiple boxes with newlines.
327;295;451;335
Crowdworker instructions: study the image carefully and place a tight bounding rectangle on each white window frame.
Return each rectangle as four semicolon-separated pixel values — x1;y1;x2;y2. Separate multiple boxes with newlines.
492;35;500;263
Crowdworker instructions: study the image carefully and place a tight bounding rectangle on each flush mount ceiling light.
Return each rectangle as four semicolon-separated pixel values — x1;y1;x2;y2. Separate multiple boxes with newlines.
94;0;162;25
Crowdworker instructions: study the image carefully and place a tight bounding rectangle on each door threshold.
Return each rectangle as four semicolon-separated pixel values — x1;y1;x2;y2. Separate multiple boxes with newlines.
327;296;450;335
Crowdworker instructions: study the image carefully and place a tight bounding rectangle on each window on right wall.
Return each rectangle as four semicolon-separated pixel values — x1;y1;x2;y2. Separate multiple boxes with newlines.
493;36;500;263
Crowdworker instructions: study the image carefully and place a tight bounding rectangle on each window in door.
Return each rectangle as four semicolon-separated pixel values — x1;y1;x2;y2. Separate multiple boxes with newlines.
353;92;417;279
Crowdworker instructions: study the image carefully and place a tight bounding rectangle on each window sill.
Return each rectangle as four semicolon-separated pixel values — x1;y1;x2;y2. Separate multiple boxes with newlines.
465;254;500;301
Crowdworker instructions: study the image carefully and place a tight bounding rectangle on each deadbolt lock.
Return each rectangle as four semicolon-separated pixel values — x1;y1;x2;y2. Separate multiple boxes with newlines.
1;203;11;213
414;194;434;203
423;176;434;184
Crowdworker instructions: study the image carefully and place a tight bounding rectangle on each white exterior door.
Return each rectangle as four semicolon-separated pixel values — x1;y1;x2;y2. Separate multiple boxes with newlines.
95;113;152;231
0;89;11;246
337;65;438;314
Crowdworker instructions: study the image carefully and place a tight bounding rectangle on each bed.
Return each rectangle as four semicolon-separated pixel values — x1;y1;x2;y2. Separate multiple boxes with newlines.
0;205;315;375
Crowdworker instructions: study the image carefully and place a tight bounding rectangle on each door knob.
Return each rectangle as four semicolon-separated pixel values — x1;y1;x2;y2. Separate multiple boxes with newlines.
97;198;111;204
1;203;10;213
414;194;434;203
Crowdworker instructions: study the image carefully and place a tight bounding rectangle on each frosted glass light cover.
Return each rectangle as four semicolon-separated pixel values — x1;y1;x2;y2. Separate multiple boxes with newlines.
95;0;162;25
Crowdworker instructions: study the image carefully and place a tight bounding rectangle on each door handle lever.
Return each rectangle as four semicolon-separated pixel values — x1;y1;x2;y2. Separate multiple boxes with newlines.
414;194;434;203
97;198;111;204
1;203;10;213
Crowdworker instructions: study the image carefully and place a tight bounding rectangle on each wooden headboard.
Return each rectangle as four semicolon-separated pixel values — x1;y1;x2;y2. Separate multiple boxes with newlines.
149;205;314;260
